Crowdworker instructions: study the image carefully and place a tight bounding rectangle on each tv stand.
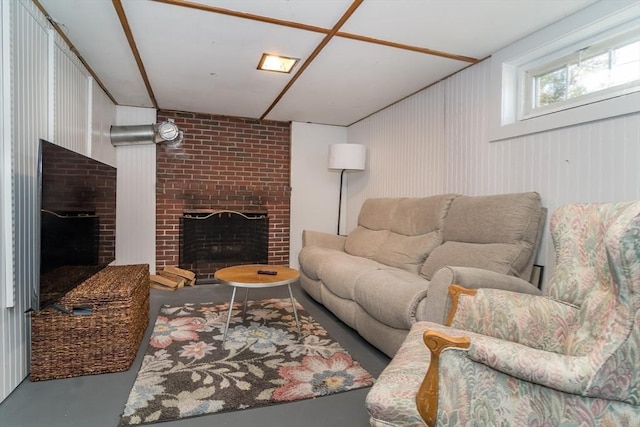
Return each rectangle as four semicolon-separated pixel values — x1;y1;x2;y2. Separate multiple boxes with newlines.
30;264;149;381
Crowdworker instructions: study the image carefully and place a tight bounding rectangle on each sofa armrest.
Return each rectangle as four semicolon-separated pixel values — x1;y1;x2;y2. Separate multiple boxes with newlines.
413;266;542;324
416;330;471;426
302;230;346;251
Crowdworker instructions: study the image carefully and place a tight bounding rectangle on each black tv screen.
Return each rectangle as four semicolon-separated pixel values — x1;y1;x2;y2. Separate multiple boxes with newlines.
37;139;117;310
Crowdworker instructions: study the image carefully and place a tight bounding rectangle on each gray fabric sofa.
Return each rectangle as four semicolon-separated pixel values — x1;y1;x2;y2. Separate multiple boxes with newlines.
298;192;546;357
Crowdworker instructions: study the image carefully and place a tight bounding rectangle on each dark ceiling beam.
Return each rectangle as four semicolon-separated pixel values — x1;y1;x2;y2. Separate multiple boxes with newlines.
112;0;158;109
153;0;330;34
336;32;478;63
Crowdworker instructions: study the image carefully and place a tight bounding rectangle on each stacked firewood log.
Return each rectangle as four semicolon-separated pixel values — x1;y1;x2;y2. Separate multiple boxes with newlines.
150;266;196;291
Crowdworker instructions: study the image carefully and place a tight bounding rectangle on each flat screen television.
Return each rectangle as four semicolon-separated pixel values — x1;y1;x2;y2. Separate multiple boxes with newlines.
35;139;117;311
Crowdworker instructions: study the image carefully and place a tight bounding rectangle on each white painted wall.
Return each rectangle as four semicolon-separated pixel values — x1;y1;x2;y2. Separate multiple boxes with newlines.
289;122;347;269
348;81;447;210
114;106;157;271
54;38;91;155
91;83;118;166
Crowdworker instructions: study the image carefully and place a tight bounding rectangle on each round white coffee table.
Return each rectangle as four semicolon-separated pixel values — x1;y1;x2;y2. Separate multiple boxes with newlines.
214;264;301;345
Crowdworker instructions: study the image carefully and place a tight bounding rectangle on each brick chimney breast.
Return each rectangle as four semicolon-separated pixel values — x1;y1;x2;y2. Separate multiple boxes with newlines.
155;110;291;277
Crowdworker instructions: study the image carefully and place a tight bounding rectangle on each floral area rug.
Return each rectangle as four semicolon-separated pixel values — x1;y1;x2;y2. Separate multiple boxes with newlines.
119;298;375;425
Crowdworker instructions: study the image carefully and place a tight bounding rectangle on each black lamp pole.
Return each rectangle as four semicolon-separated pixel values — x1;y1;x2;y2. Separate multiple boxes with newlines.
337;169;346;235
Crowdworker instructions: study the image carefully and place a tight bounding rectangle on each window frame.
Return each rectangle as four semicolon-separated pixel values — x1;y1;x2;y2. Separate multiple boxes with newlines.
522;27;640;119
489;1;640;142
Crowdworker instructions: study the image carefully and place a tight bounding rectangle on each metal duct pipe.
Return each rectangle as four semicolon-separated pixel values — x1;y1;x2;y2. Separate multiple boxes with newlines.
110;124;155;146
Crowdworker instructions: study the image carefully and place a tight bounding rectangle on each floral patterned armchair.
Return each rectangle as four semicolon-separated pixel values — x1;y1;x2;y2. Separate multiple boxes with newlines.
366;202;640;426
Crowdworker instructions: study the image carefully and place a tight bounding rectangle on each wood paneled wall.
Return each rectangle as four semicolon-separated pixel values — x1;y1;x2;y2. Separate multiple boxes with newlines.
1;0;116;402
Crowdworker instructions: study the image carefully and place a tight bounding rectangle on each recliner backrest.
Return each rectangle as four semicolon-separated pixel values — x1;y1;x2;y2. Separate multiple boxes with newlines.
547;202;640;403
344;195;457;273
419;192;545;280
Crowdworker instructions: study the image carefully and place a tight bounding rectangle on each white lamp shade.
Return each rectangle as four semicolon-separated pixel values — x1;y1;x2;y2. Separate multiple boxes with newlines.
328;144;366;170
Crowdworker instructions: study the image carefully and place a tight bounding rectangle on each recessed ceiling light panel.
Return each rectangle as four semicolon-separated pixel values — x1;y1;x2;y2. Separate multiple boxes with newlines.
258;53;299;73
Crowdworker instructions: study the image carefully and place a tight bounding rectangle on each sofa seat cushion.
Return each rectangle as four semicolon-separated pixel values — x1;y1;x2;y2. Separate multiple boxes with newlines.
354;268;430;330
298;246;340;281
317;253;383;300
300;246;382;298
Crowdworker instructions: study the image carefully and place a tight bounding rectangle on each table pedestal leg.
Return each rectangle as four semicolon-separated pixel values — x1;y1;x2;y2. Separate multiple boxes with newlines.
222;287;237;346
287;284;301;336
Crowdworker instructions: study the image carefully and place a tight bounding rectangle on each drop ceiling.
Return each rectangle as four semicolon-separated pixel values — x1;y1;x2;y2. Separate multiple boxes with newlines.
36;0;597;126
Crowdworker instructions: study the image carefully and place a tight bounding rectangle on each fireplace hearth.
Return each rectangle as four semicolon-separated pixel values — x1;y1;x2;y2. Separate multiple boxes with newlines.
179;210;269;282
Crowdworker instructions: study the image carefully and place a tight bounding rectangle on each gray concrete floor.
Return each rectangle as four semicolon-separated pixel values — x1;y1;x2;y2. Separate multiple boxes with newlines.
0;283;390;427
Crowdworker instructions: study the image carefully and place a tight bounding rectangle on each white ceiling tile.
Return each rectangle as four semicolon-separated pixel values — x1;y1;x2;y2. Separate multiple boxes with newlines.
266;36;464;125
40;0;153;107
341;0;598;58
123;0;325;117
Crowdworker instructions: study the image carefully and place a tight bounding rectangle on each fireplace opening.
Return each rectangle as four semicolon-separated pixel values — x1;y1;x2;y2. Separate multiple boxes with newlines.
179;210;269;282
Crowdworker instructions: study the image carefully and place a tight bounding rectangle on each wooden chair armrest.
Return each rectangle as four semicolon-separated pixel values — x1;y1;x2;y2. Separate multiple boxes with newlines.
445;285;477;326
416;330;471;426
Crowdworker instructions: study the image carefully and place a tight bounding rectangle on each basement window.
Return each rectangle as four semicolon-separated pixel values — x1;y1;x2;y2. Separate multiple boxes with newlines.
522;29;639;120
489;2;640;141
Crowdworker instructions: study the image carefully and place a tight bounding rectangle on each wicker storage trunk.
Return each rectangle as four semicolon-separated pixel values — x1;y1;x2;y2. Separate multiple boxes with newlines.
30;264;150;381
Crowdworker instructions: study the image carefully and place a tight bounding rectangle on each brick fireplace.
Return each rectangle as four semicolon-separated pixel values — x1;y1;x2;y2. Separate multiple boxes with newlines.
155;110;291;280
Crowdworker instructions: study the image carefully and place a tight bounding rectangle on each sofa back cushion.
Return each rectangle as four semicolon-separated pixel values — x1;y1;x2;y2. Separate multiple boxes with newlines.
373;232;441;273
357;198;399;230
344;198;396;258
344;226;389;259
420;192;543;280
345;195;457;273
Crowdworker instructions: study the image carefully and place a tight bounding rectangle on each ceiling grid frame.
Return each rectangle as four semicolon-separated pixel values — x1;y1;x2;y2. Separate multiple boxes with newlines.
36;0;599;126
